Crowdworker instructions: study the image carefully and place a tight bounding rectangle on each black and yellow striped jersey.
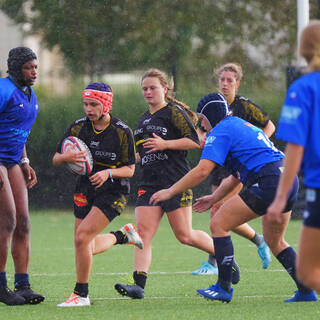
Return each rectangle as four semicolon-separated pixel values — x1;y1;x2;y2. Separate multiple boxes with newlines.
230;95;269;129
134;103;199;188
57;116;136;194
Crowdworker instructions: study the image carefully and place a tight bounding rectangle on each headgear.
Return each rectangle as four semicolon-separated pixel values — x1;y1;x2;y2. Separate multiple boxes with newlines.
196;93;232;128
82;82;113;116
7;47;37;84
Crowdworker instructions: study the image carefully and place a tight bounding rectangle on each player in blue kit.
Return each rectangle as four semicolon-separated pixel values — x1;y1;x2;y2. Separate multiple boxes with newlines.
150;93;317;303
0;47;44;305
268;21;320;295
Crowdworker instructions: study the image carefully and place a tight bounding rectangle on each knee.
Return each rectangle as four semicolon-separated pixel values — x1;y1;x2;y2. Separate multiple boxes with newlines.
74;230;89;249
15;215;30;238
175;233;191;245
210;216;224;236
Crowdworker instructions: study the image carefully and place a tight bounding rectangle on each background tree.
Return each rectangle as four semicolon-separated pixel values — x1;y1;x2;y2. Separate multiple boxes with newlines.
1;0;319;83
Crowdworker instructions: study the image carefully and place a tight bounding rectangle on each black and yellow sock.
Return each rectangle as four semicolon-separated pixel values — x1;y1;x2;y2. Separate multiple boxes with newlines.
74;283;88;297
111;230;128;244
133;271;147;289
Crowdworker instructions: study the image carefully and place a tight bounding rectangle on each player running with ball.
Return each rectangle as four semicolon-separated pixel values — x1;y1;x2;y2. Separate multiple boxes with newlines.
53;82;143;307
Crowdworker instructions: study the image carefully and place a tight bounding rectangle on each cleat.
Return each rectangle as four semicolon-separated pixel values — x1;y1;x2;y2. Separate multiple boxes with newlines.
114;283;144;299
15;285;45;305
121;223;144;249
232;260;240;285
284;290;317;302
197;283;233;303
57;293;90;307
0;285;25;306
257;237;271;269
191;261;218;275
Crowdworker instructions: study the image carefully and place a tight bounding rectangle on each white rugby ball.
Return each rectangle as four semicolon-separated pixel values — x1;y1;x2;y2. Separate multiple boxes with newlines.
61;136;93;175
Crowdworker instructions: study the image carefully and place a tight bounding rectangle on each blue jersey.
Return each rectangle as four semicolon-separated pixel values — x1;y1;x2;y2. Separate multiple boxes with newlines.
276;72;320;188
201;116;283;185
0;78;39;163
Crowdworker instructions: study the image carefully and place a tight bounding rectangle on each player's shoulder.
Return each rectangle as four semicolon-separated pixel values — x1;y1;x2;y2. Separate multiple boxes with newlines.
73;117;88;126
111;116;131;131
0;78;17;99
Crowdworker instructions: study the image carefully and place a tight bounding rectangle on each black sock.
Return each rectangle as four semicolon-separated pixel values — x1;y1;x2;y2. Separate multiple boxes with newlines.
208;254;217;267
250;233;263;246
74;283;89;297
133;271;147;289
276;247;312;294
213;236;233;292
111;230;128;245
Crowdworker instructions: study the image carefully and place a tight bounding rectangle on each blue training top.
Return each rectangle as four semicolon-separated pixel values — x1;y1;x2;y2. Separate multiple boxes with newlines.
276;71;320;188
0;77;39;163
201;116;284;185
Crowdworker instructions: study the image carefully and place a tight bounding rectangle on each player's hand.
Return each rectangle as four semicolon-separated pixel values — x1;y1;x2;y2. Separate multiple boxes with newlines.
21;164;37;189
143;133;166;153
266;198;286;224
149;188;173;205
193;194;215;213
64;145;87;166
90;170;109;188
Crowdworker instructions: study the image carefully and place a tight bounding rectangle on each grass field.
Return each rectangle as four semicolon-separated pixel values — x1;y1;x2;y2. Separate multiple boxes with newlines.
1;208;319;319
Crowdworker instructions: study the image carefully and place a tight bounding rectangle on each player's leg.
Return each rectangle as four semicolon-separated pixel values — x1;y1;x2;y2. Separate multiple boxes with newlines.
197;195;257;302
7;164;44;305
262;212;317;302
58;207;109;307
296;226;320;293
168;206;214;254
115;205;163;299
0;165;25;306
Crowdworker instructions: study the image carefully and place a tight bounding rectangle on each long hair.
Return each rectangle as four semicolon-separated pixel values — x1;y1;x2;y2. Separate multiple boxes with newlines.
141;68;198;125
300;20;320;72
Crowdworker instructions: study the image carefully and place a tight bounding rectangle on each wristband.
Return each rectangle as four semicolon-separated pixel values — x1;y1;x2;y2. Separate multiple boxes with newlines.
107;169;114;182
20;157;30;165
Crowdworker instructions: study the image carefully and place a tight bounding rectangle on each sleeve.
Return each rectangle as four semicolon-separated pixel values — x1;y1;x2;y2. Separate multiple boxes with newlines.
56;124;74;153
200;125;232;166
240;97;269;128
276;80;310;147
171;105;200;144
118;127;136;166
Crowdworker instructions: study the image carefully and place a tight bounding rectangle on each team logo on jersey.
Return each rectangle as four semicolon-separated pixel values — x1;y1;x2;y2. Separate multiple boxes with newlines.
74;193;88;207
137;188;147;196
143;118;151;125
280;105;302;123
204;135;216;145
90;141;100;148
18;103;24;109
141;152;168;165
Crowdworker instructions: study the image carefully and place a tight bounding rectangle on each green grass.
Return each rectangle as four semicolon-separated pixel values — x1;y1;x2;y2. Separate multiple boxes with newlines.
1;209;320;319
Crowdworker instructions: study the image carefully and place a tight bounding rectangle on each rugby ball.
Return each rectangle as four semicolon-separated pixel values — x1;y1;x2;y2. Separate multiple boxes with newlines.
61;136;93;175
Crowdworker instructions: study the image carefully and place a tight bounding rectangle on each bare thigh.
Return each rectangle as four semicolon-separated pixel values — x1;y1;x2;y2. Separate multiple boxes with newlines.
210;195;259;237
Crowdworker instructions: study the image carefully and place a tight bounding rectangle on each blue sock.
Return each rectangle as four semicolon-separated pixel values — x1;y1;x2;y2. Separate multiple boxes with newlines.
276;247;312;294
213;236;233;292
14;273;29;288
0;272;7;286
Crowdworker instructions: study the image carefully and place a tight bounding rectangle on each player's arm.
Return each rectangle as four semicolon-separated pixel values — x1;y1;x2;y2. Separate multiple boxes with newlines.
263;119;276;138
143;133;199;153
20;145;37;188
193;175;241;212
149;159;215;204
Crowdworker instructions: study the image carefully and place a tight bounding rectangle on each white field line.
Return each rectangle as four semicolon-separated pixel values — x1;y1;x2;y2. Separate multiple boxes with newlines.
31;269;285;277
